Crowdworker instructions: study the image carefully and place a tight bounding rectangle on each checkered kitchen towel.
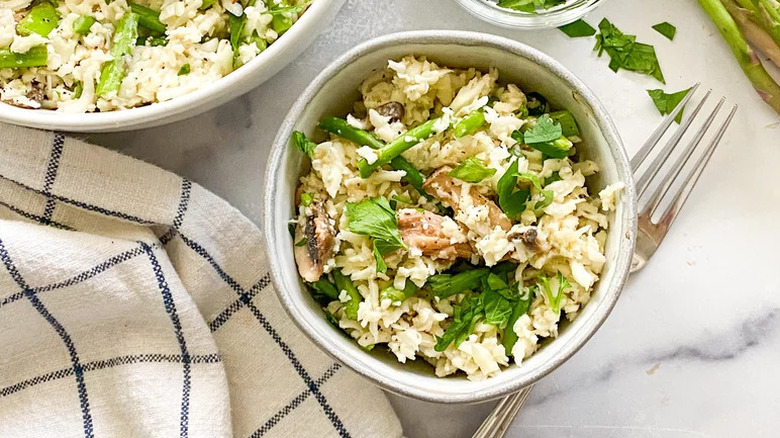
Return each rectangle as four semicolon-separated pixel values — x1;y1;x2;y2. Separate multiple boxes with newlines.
0;124;402;438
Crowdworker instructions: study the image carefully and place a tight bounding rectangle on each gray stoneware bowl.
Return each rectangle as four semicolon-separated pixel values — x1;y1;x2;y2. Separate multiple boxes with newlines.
263;31;637;403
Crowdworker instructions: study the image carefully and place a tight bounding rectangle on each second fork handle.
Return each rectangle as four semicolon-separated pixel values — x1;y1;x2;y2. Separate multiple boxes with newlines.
471;385;534;438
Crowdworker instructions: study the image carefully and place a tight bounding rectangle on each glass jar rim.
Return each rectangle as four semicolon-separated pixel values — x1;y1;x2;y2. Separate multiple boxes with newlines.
454;0;608;29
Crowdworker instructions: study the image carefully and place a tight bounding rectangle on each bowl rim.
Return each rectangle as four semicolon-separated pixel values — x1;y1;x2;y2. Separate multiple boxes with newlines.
0;0;343;132
263;30;637;403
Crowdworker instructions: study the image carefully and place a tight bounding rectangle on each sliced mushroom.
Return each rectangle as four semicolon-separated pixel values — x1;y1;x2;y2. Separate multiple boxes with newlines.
520;228;537;247
397;208;471;261
423;167;512;232
293;202;336;282
375;101;405;123
26;82;46;105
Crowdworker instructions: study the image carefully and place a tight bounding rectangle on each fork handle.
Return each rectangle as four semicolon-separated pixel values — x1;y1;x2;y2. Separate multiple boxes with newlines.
471;385;534;438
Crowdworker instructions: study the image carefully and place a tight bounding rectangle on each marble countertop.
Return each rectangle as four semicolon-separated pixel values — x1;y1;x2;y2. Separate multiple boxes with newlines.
89;0;780;436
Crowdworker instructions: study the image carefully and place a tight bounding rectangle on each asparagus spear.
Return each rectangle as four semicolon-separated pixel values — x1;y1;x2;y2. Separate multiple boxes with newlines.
722;0;780;68
73;16;96;35
332;269;361;319
358;118;440;178
318;117;384;148
698;0;780;114
128;2;167;35
96;12;139;97
17;2;60;37
453;110;486;138
427;268;490;298
318;117;432;199
0;46;48;68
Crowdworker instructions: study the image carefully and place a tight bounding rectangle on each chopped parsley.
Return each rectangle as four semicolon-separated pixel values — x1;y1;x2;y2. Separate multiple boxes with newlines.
652;22;677;41
448;157;497;183
300;192;314;207
594;18;665;84
294;237;308;247
513;114;572;158
497;159;531;220
647;87;691;123
523;114;562;144
558;19;597;38
538;272;571;314
291;131;317;157
496;0;567;13
177;63;190;76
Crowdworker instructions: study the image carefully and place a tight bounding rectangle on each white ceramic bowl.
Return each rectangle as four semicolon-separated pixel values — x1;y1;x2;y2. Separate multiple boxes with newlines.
264;31;637;403
0;0;345;133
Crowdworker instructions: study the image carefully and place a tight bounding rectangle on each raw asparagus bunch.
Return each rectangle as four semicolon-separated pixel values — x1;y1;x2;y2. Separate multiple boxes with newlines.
698;0;780;114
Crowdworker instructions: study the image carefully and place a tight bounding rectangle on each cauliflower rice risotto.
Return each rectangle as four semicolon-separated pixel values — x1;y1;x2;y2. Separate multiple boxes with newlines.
0;0;310;111
291;56;624;380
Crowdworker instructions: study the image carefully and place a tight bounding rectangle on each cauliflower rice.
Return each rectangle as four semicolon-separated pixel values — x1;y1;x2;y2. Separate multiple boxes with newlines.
0;0;310;112
291;56;624;380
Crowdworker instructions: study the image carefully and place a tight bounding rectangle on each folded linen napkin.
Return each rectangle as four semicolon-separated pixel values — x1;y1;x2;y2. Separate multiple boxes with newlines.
0;124;402;438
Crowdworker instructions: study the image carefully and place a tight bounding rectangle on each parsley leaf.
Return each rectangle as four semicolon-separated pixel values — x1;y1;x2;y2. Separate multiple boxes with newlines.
652;22;676;41
502;285;535;355
515;172;554;214
300;192;314;207
448;157;497;183
291;131;317;157
479;274;518;329
647;87;691;123
497;159;531;220
523;114;562;144
516;114;572;159
594;18;665;84
294;237;308;247
538;271;571;314
434;293;483;352
558;19;597;38
345;197;407;271
372;241;387;273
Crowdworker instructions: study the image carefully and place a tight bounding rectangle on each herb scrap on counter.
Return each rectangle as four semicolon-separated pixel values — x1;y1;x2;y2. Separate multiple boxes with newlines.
647;87;692;123
558;19;597;38
594;18;665;84
652;21;677;41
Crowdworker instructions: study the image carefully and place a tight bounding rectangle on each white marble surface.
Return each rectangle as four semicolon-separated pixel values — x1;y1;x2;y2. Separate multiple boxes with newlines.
88;0;780;436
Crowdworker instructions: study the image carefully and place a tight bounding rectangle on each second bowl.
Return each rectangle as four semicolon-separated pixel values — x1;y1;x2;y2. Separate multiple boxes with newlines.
264;30;636;403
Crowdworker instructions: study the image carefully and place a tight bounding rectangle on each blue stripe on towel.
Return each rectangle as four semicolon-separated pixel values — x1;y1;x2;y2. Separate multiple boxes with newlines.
0;237;95;438
142;243;192;438
1;353;221;398
208;274;271;332
249;363;341;438
174;233;350;437
0;199;72;230
246;303;350;438
41;133;64;224
0;174;155;225
0;244;153;310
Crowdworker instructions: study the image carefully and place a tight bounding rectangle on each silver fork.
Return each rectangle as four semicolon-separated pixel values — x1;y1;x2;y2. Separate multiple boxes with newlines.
471;84;737;438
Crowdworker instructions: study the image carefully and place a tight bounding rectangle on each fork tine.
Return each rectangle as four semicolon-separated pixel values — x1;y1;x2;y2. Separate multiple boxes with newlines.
635;89;712;198
631;83;701;172
645;98;726;217
656;104;737;229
